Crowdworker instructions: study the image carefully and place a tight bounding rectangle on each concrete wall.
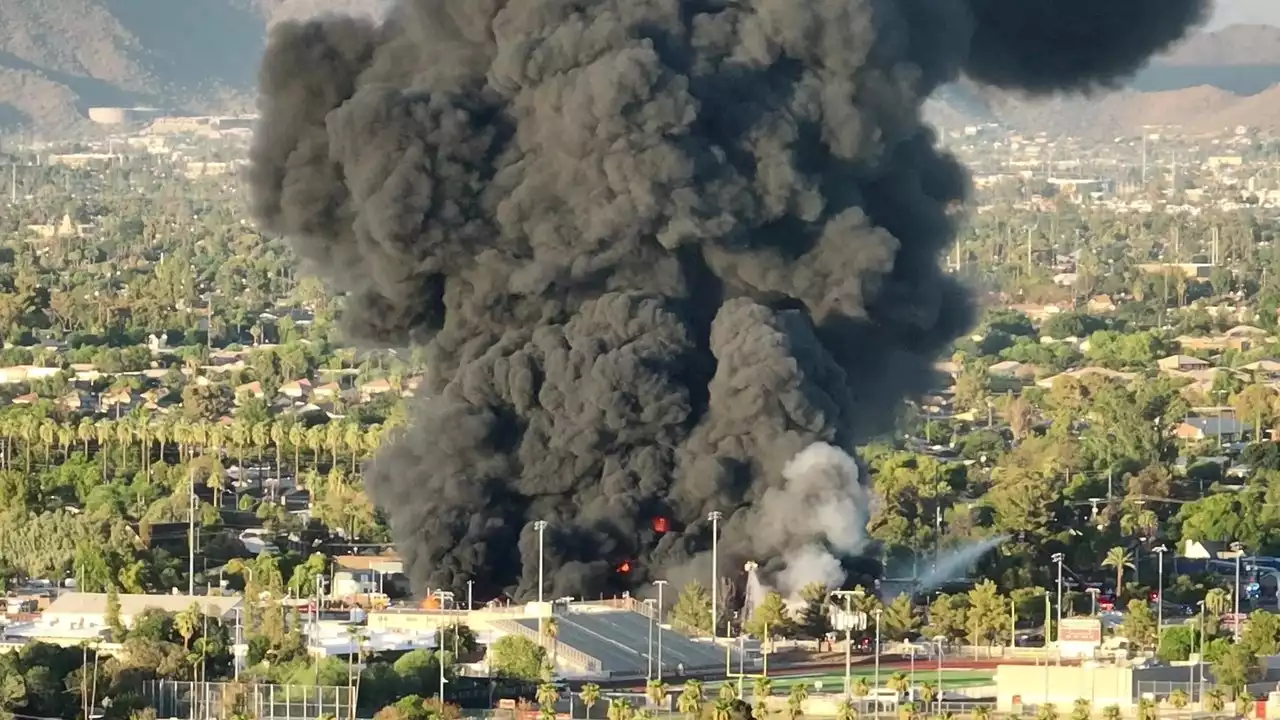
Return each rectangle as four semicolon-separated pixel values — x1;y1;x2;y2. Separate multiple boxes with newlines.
996;665;1133;711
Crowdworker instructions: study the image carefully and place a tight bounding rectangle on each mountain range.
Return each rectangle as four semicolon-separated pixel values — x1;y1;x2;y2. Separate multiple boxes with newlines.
0;1;1276;138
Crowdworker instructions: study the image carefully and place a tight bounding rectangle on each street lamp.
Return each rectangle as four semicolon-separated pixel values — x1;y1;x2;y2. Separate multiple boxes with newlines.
644;598;657;680
654;580;668;678
533;521;549;604
1153;545;1168;634
1230;541;1244;638
708;511;723;638
1051;553;1064;643
1197;600;1206;702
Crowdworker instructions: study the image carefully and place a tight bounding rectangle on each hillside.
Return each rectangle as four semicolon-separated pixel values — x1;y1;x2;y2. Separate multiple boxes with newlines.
960;84;1280;137
0;4;1276;138
1159;23;1280;65
0;0;386;135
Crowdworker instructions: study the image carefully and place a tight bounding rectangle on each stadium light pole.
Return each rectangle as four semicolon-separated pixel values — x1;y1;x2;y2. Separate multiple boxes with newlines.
708;511;723;638
533;520;549;604
872;607;883;694
1051;553;1064;645
829;589;859;699
1230;541;1244;638
654;579;668;678
1153;545;1168;634
188;468;197;597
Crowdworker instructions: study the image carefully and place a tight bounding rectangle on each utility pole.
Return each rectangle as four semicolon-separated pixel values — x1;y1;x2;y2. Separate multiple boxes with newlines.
708;511;723;638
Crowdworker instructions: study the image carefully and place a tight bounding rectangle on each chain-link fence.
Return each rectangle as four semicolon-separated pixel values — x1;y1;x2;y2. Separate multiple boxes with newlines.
144;679;353;719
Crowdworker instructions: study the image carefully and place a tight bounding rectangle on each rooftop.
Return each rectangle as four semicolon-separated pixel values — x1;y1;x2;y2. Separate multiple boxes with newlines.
45;592;242;618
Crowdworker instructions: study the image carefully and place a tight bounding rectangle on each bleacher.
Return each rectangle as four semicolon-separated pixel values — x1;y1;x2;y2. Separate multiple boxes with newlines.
511;610;735;677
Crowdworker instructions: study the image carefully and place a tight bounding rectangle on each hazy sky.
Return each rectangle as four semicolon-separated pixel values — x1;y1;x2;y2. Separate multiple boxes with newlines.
1208;0;1280;29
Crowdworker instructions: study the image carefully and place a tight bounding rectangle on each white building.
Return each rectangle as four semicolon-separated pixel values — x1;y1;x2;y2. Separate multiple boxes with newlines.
42;592;242;631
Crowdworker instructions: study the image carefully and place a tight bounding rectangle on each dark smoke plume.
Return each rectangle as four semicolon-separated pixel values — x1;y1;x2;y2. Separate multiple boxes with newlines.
249;0;1206;600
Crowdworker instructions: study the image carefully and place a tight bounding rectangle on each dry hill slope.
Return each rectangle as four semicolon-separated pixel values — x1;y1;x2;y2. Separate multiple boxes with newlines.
0;0;384;134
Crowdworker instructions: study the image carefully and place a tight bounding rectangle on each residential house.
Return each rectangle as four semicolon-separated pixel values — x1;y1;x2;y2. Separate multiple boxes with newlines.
1173;416;1252;443
0;366;61;385
56;391;93;413
1086;294;1118;313
988;360;1038;380
235;381;265;400
1035;367;1137;389
1240;360;1280;379
313;382;342;401
1181;539;1244;560
332;554;405;597
359;378;393;401
1156;355;1211;373
100;387;139;415
280;379;313;400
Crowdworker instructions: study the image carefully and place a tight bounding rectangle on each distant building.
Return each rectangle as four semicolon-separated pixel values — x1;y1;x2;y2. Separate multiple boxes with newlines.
1156;354;1211;373
42;592;242;630
1173;416;1251;443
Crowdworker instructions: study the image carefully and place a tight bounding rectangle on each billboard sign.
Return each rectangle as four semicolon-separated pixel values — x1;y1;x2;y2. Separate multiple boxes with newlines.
1059;618;1102;644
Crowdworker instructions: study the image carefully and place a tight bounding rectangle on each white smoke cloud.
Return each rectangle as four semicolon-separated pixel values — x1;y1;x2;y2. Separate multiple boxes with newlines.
754;442;871;599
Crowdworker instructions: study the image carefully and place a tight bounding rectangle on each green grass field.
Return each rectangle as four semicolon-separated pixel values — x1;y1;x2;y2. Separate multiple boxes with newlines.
704;669;995;692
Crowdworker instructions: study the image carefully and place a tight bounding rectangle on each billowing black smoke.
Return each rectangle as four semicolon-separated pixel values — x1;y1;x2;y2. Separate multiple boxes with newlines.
248;0;1206;601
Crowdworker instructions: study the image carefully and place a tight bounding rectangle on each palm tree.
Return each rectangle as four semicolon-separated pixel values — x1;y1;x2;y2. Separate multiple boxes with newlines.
1236;692;1254;719
1071;698;1092;720
1037;703;1058;720
972;706;992;720
719;682;739;702
1205;689;1225;714
1168;689;1188;711
175;603;201;652
635;711;656;720
918;682;938;708
678;681;704;720
1137;697;1158;720
836;699;856;720
288;422;306;474
1102;547;1135;596
543;617;559;671
580;683;601;720
537;683;560;720
607;697;634;720
346;625;366;720
77;418;94;457
787;682;808;720
753;676;773;718
1205;588;1230;616
852;678;870;702
886;672;909;694
711;698;734;720
646;680;668;707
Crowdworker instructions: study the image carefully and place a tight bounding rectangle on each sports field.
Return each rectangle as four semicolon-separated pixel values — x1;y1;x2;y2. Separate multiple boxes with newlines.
703;668;995;692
